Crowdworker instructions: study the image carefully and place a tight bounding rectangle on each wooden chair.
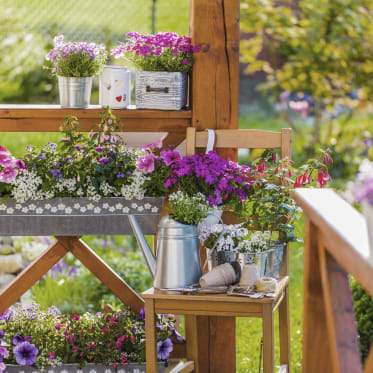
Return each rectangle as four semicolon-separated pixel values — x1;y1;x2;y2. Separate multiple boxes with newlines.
143;127;292;373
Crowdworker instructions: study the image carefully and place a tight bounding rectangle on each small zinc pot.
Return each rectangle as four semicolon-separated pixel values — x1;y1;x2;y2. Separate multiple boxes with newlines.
99;65;131;109
58;76;93;109
135;70;188;110
208;243;285;279
4;363;165;373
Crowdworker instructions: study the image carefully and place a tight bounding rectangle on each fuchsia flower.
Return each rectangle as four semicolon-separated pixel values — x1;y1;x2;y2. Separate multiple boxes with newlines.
143;138;163;150
0;154;14;166
136;153;155;174
0;146;10;154
0;166;18;183
316;168;330;187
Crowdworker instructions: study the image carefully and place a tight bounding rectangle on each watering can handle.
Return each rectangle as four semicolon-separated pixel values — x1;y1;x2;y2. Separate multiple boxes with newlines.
201;211;225;273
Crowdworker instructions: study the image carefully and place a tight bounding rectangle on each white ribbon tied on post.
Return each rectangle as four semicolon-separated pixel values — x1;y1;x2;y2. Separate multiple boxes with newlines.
205;129;216;154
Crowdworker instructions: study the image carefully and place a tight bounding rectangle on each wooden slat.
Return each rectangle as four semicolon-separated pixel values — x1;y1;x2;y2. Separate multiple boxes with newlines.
263;303;275;373
170;340;187;359
62;237;144;313
364;344;373;373
281;128;292;159
302;220;333;373
0;105;192;118
318;242;362;373
170;361;195;373
278;286;291;371
186;127;196;156
145;299;158;373
0;117;190;133
294;189;373;297
194;129;283;149
185;316;200;373
0;239;68;312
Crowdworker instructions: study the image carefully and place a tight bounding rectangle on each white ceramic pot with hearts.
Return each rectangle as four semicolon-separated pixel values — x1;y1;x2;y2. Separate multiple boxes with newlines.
99;65;131;109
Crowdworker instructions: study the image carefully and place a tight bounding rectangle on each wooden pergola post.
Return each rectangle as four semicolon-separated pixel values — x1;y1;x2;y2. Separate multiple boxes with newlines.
189;0;240;371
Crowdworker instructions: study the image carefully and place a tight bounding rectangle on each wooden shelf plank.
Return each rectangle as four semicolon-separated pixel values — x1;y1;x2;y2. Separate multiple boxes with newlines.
0;105;192;132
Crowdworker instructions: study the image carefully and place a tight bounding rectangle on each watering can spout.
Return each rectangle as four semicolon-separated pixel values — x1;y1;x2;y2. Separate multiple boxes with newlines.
128;215;156;279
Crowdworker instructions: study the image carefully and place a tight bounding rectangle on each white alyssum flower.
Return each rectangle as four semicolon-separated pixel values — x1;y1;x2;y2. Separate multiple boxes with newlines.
121;169;148;200
11;171;48;203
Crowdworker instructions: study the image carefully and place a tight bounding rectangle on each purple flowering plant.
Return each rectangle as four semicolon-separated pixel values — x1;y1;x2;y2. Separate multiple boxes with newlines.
111;32;200;73
0;303;175;371
46;35;107;77
351;159;373;206
9;108;160;202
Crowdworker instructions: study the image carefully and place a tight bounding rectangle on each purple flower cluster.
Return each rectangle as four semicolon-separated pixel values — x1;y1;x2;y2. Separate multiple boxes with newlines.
50;259;78;279
0;146;27;184
46;35;106;62
163;151;253;207
46;35;107;76
111;32;200;72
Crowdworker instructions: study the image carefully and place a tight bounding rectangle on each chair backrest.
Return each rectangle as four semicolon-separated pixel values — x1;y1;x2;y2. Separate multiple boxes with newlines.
185;127;292;277
186;127;292;159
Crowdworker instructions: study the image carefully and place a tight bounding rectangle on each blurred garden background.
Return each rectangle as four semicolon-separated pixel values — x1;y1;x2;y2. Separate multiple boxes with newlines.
1;0;373;372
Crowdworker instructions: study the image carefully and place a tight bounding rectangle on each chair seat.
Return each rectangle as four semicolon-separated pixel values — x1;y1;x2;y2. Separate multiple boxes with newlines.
142;276;288;318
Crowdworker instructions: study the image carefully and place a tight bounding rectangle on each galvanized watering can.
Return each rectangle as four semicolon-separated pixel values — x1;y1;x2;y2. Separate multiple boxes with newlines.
128;215;202;289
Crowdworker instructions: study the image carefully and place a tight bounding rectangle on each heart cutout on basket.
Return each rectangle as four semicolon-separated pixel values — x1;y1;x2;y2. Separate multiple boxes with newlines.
115;96;122;102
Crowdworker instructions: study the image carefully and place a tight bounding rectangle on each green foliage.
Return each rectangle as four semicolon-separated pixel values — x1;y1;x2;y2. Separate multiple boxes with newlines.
0;8;56;103
32;249;152;314
241;0;373;101
168;190;209;225
351;278;373;363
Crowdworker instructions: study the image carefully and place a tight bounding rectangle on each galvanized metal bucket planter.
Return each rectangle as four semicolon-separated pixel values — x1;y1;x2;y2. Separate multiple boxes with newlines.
4;362;165;372
208;243;285;279
0;197;164;236
58;76;93;109
135;71;187;110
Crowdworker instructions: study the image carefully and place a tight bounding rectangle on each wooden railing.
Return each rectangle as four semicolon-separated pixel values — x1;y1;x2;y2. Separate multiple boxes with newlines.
294;189;373;373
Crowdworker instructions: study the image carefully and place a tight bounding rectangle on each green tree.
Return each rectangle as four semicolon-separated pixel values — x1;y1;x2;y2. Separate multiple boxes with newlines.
240;0;373;144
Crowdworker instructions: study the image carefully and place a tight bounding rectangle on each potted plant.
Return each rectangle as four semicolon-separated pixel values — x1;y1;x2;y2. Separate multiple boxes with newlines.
349;159;373;255
46;35;107;108
110;32;199;110
199;224;284;277
0;108;166;236
0;303;175;372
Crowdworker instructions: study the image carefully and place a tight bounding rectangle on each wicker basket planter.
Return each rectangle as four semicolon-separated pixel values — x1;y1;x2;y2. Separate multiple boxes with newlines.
4;362;165;373
135;71;187;110
0;197;164;236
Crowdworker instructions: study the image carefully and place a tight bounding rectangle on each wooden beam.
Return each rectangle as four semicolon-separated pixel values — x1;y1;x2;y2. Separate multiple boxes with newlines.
0;240;69;312
318;241;362;373
145;299;158;373
190;0;240;161
61;237;144;314
302;220;333;373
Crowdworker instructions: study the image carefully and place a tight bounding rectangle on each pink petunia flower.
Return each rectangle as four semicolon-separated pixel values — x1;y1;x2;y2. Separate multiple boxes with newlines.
0;154;14;167
143;139;163;150
136;154;155;174
0;146;10;154
0;166;18;183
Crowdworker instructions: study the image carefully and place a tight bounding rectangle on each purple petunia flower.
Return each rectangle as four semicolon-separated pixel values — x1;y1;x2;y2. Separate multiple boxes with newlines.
136;153;155;174
143;139;163;150
12;334;26;346
95;146;105;153
98;157;109;164
139;307;145;322
13;342;38;366
157;338;173;360
160;149;180;166
0;346;9;359
0;330;4;341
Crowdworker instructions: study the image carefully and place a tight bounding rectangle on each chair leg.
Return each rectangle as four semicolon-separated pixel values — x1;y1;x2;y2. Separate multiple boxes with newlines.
145;299;158;373
263;303;274;373
279;286;291;372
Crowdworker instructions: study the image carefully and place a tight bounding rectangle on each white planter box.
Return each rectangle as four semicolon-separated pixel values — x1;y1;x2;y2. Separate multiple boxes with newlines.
135;71;187;110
